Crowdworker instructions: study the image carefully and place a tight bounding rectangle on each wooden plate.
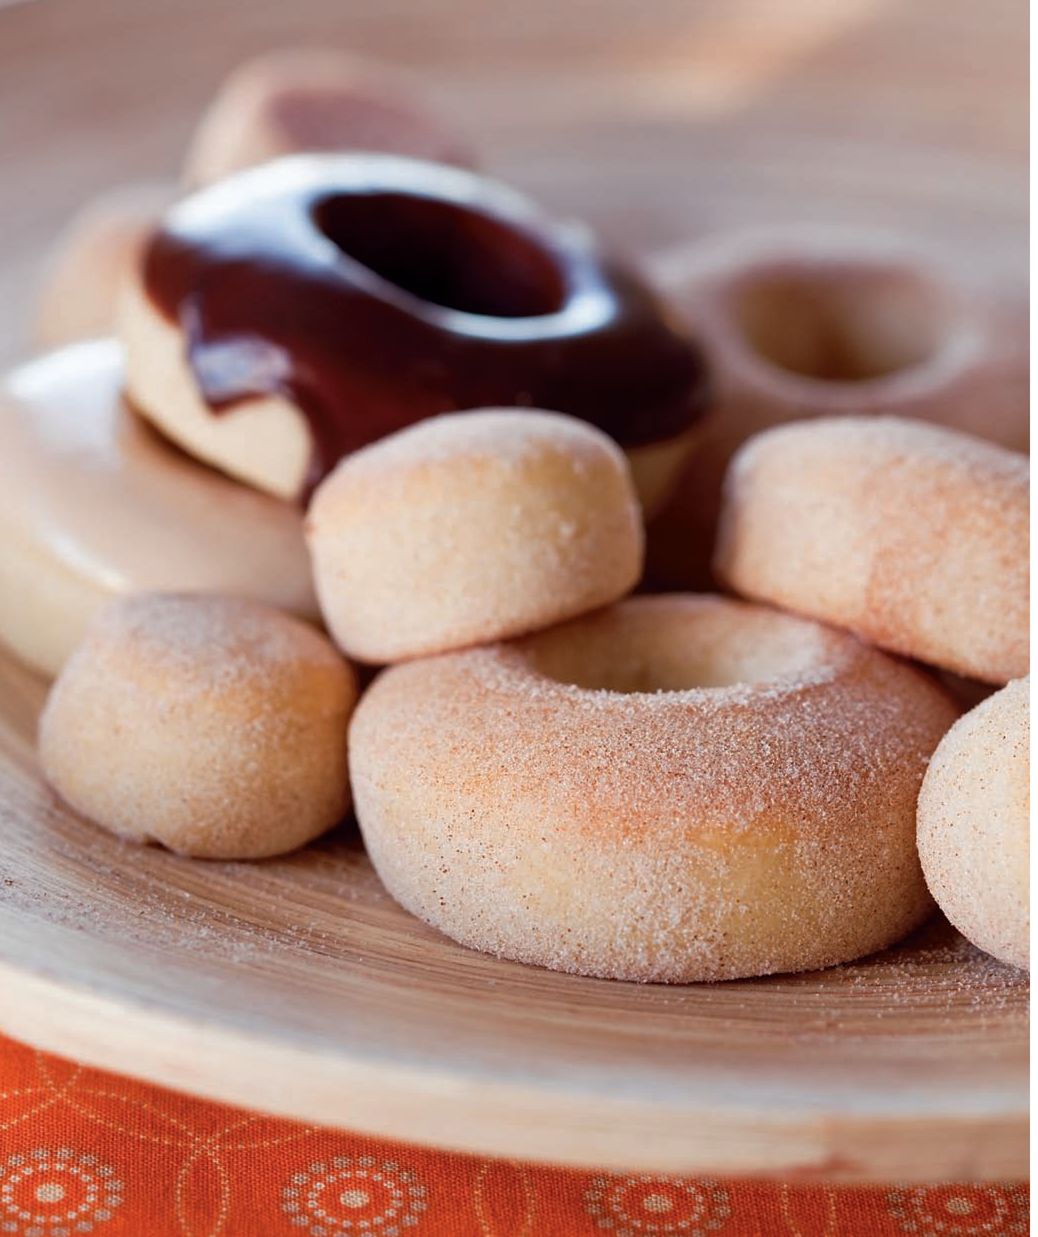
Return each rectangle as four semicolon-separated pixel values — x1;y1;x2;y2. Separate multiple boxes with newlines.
0;0;1027;1182
0;651;1029;1180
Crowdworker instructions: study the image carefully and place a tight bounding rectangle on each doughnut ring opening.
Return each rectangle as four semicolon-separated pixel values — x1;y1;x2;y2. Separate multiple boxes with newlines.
644;227;1028;590
715;416;1029;685
0;340;317;677
121;154;708;510
918;676;1029;970
350;595;958;982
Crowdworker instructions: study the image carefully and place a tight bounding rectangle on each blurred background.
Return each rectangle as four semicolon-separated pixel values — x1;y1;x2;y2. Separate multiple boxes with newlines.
0;0;1027;361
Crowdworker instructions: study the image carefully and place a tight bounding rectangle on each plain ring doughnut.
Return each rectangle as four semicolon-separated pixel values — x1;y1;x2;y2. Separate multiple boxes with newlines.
0;341;317;677
349;594;958;982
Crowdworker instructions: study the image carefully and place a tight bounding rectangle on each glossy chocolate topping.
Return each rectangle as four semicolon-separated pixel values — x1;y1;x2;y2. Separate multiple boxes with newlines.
143;154;709;491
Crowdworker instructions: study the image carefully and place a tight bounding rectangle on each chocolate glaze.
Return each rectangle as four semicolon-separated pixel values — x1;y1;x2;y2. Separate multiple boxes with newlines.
143;154;709;493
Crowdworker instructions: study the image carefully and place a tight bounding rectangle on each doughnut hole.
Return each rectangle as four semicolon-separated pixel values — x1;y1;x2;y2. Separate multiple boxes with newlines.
733;263;952;384
39;593;357;859
307;409;644;663
918;676;1029;969
314;192;566;318
522;598;837;693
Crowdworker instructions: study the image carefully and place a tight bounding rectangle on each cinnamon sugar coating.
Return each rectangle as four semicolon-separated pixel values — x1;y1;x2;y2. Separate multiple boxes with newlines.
644;228;1028;591
350;595;958;982
39;594;357;859
918;676;1029;969
716;416;1028;684
307;410;644;663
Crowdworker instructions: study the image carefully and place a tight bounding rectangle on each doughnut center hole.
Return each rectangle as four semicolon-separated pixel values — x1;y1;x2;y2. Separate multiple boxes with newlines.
734;264;950;381
314;192;566;317
527;605;828;693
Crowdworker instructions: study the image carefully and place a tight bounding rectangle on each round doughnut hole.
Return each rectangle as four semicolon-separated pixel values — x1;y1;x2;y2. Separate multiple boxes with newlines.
313;191;566;318
522;599;835;694
733;263;952;382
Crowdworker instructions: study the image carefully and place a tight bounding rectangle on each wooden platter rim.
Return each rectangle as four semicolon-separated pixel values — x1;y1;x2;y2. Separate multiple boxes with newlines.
0;560;1028;1182
0;957;1028;1181
0;0;1028;1184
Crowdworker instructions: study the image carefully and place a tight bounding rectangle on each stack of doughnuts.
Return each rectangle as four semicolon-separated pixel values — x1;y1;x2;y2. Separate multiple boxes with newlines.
715;415;1029;969
7;53;1029;984
714;416;1028;684
644;227;1029;589
8;53;707;677
33;48;474;349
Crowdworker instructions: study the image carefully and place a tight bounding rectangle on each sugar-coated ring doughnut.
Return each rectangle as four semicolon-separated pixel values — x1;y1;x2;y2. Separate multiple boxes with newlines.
715;417;1029;685
39;593;357;860
918;677;1029;970
183;48;475;188
0;340;317;677
644;227;1028;589
350;595;958;982
307;409;643;663
654;228;1028;450
121;154;708;510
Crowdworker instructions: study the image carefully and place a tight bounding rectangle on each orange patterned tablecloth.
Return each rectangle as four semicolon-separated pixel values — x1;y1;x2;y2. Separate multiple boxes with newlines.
0;1031;1026;1237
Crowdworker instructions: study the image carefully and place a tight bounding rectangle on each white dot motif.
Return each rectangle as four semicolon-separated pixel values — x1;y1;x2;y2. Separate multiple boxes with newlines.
281;1156;427;1236
886;1185;1028;1235
0;1147;123;1236
584;1175;731;1236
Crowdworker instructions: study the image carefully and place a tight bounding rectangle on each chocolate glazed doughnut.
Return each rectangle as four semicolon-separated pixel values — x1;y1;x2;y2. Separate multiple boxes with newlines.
123;154;709;506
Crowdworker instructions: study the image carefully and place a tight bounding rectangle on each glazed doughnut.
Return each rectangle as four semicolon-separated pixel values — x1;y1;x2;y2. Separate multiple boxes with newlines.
184;48;474;188
39;593;357;860
33;183;170;349
715;417;1028;684
350;595;958;982
307;409;643;662
121;154;708;511
644;227;1028;589
0;340;317;677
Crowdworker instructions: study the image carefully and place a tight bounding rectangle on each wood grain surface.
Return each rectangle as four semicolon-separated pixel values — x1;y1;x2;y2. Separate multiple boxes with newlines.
0;648;1029;1180
0;0;1028;1181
